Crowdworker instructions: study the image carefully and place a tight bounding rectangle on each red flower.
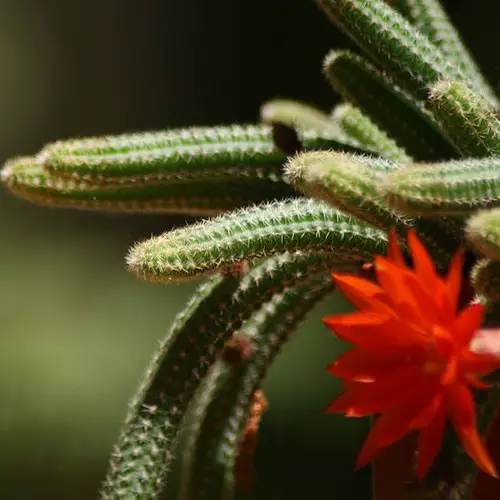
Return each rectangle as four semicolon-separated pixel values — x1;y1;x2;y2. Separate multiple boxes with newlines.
323;230;500;479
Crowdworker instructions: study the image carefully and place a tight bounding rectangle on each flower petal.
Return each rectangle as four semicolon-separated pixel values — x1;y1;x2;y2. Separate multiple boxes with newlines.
332;273;386;310
356;412;412;469
452;303;485;348
447;384;498;478
356;397;437;470
387;229;406;267
461;349;500;377
323;311;426;353
407;229;439;290
328;367;435;417
327;348;403;382
374;256;436;330
416;401;447;479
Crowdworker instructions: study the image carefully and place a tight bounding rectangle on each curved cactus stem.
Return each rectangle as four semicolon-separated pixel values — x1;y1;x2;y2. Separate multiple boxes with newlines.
383;157;500;216
330;103;410;161
428;80;500;158
285;150;461;264
466;209;500;261
260;99;344;138
179;273;335;500
260;99;377;156
391;0;498;107
471;259;500;303
38;123;370;184
0;156;296;215
323;50;456;161
101;252;351;500
126;198;388;283
39;124;287;182
316;0;467;100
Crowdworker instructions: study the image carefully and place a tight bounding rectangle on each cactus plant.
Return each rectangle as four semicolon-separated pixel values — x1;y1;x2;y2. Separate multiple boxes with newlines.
4;0;500;498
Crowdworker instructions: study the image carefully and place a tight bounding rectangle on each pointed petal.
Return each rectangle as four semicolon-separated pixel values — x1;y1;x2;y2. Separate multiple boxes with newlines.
374;256;436;330
407;230;456;323
332;274;386;310
453;303;485;348
325;390;354;414
447;384;498;478
407;230;442;290
445;248;465;315
323;311;426;353
461;350;500;377
410;393;444;430
356;397;436;470
407;229;439;289
440;355;458;385
388;229;406;267
327;348;403;382
416;402;447;479
330;368;435;417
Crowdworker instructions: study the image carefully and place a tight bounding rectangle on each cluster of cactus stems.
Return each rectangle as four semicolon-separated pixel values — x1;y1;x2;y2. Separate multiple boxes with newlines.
5;0;500;498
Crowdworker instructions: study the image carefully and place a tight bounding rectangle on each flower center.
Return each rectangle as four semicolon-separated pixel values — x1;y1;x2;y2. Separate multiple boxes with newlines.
422;358;445;376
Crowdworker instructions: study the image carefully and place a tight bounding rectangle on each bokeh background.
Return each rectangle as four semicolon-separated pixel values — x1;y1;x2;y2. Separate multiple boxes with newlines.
1;1;499;498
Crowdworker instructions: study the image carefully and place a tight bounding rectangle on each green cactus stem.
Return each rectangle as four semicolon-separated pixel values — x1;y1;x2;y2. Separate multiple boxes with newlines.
471;259;500;303
101;252;353;500
285;150;461;264
1;156;298;215
126;198;388;283
467;208;500;261
179;273;335;500
323;50;456;160
39;123;370;184
330;103;410;161
261;99;347;139
316;0;467;100
383;157;500;216
428;80;500;158
391;0;498;107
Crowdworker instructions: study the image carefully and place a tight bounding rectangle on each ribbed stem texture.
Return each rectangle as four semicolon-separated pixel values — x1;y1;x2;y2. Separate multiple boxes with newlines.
331;103;410;161
1;156;296;215
101;253;348;499
317;0;467;99
179;273;335;500
286;150;461;264
391;0;498;107
126;198;388;283
323;50;456;161
471;259;500;303
467;209;500;261
383;157;500;216
428;80;500;158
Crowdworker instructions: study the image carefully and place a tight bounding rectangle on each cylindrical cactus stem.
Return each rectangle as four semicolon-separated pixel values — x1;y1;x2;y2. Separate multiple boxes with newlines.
126;198;388;284
471;259;500;303
101;252;353;500
331;103;410;161
428;80;500;158
316;0;468;100
466;208;500;261
390;0;498;107
323;50;456;161
178;273;335;500
0;156;297;215
383;157;500;216
285;150;461;265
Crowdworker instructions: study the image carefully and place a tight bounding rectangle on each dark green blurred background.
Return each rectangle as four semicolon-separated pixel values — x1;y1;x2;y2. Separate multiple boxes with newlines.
1;1;499;498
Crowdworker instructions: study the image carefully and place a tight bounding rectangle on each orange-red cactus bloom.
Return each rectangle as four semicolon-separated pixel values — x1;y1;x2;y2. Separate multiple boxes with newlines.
323;229;500;479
